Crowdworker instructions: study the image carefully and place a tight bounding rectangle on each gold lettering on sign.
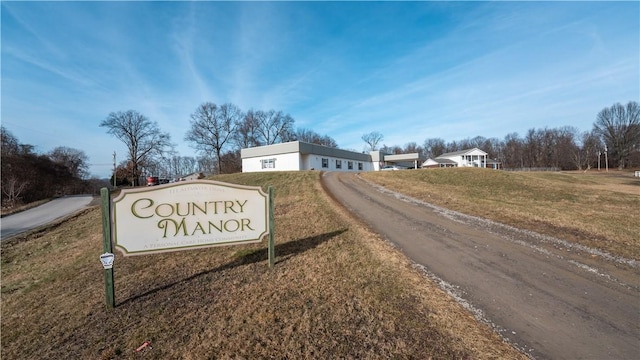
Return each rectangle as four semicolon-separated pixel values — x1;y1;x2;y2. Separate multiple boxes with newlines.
130;198;255;238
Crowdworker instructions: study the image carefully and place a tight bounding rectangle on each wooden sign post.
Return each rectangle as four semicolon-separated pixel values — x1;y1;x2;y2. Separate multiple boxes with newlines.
100;181;274;308
100;188;115;308
268;186;275;268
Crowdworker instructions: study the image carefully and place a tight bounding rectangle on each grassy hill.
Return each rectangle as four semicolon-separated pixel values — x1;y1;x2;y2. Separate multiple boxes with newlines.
361;168;640;261
1;171;524;359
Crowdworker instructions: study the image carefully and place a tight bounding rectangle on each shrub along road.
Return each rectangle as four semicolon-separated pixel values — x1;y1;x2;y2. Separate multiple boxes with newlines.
321;171;639;360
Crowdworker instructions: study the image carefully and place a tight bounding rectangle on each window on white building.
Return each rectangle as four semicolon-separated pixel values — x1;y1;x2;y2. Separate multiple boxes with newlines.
261;158;276;169
322;158;329;168
348;161;353;170
336;160;342;169
358;162;363;170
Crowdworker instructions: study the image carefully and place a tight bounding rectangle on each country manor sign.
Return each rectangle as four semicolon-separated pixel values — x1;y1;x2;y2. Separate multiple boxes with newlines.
112;180;270;255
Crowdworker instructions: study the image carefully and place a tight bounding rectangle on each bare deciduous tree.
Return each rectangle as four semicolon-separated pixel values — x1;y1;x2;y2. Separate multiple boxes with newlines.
380;144;402;154
423;138;446;158
166;156;198;178
220;150;243;174
572;130;602;170
100;110;173;186
553;126;580;170
185;102;243;174
403;142;422;154
295;128;338;148
593;101;640;169
1;176;29;207
197;156;217;174
1;126;20;155
235;109;262;148
49;146;90;179
254;110;295;145
362;131;384;151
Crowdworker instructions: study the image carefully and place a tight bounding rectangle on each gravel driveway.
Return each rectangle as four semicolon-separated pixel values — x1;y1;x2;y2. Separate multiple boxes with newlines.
321;171;639;360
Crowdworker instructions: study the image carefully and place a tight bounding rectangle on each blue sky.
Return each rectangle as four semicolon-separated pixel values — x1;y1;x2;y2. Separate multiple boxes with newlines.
2;1;638;178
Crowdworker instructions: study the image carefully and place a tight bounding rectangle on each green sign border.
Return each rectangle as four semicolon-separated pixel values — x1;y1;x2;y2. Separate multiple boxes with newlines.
111;180;270;256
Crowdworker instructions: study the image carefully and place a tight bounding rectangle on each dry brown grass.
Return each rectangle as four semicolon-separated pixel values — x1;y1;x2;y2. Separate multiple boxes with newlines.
360;168;640;260
1;171;524;359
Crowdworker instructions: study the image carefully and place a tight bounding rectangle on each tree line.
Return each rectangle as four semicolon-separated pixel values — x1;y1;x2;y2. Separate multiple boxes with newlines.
0;127;105;208
365;101;640;170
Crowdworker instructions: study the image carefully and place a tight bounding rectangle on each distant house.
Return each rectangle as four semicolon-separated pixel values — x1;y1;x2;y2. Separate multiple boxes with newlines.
179;172;206;181
423;148;500;169
422;158;458;168
486;158;502;170
240;141;424;173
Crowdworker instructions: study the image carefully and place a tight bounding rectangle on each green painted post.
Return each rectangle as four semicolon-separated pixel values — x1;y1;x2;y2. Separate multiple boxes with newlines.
100;188;116;308
268;186;275;268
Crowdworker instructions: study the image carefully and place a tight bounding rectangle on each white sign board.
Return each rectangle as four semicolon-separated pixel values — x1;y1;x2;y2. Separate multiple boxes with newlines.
112;180;269;256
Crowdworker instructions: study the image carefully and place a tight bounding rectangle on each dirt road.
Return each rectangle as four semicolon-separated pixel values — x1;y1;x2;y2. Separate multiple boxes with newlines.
321;172;639;360
0;195;94;240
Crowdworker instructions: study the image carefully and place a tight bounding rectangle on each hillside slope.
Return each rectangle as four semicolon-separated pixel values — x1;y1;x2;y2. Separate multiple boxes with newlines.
1;171;524;359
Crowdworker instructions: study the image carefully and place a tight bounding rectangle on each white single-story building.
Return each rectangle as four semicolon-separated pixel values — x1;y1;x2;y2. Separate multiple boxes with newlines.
241;141;373;172
422;148;500;169
241;141;423;173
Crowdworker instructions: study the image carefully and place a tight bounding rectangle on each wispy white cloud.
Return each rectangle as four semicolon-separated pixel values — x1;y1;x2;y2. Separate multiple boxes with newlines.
316;2;638;150
170;3;216;104
1;3;68;59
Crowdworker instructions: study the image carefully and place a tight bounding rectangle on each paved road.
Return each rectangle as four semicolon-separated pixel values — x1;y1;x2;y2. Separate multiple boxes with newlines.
321;172;639;360
1;195;94;240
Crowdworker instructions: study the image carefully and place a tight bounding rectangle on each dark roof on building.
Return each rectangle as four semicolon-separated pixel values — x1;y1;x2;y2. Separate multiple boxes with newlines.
241;141;372;162
436;147;486;158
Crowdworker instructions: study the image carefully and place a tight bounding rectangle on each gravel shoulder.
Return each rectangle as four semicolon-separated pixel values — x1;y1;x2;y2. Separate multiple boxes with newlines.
321;171;639;360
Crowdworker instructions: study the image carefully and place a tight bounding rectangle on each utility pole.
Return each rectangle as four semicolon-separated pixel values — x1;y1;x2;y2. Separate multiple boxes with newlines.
604;146;609;172
112;152;117;188
598;151;601;171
